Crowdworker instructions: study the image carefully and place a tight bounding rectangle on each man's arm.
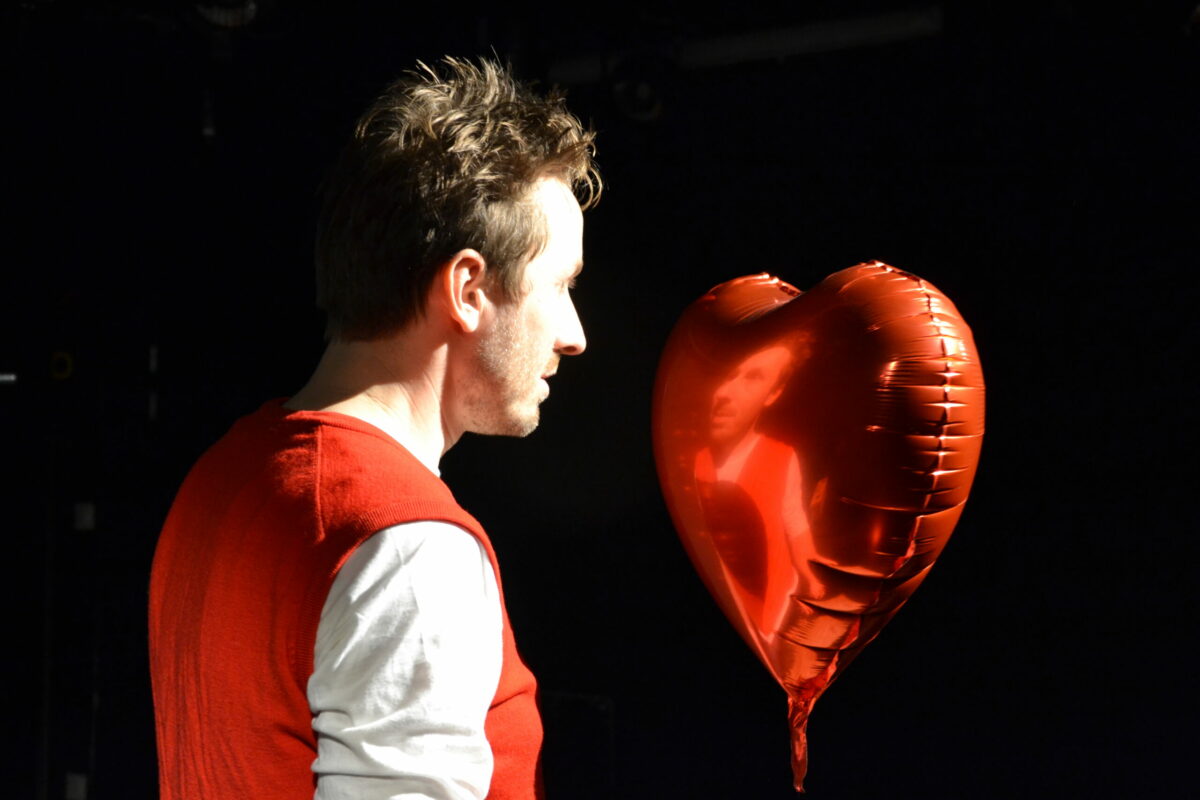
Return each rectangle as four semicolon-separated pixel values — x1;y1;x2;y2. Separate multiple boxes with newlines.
309;522;502;800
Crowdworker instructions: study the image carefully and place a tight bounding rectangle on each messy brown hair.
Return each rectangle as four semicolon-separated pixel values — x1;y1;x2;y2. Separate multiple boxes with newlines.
315;56;601;341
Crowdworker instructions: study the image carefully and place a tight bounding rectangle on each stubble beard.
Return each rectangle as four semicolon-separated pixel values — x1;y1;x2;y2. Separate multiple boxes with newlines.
469;309;544;438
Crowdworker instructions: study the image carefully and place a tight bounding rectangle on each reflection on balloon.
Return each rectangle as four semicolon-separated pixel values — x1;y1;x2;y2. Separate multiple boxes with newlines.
652;262;985;792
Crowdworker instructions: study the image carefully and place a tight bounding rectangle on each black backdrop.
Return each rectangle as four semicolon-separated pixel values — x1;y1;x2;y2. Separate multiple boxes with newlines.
5;2;1196;797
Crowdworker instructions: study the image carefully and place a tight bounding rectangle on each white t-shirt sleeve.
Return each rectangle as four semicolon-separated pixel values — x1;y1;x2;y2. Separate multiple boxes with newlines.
309;521;503;800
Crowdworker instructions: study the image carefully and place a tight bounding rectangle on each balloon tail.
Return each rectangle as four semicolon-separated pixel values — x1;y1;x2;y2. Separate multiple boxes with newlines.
787;694;812;792
784;652;838;793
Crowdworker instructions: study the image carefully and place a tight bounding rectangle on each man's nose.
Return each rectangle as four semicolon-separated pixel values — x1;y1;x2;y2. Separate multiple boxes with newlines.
555;300;587;356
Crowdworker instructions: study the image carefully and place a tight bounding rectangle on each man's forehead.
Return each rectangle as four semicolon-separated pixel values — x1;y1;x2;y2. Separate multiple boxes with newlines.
524;178;584;278
531;176;583;217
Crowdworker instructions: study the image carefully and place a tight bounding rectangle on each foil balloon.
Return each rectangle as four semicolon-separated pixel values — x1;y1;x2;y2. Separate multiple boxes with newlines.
651;261;984;791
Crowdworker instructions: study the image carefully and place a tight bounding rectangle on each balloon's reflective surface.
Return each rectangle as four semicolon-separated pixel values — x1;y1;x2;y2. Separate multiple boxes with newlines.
652;262;985;791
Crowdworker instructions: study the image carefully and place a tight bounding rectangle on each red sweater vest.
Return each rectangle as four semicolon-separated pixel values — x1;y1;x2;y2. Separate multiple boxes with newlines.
695;435;797;630
149;400;543;799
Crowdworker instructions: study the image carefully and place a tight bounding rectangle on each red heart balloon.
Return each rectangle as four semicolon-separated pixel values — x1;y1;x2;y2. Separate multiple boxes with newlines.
652;261;985;791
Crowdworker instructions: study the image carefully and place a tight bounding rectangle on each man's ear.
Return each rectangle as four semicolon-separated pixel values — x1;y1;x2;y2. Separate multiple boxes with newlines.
440;248;491;333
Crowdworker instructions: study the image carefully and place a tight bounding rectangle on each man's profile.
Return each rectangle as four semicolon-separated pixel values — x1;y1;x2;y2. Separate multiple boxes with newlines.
148;57;599;800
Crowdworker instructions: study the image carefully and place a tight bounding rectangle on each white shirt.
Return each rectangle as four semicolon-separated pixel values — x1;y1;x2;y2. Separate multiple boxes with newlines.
309;521;503;800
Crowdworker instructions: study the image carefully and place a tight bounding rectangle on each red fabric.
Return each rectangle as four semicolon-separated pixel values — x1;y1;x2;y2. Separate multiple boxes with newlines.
694;435;797;629
149;399;543;799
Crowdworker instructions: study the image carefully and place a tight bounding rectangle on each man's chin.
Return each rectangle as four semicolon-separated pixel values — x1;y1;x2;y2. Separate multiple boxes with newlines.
492;406;541;438
510;416;539;438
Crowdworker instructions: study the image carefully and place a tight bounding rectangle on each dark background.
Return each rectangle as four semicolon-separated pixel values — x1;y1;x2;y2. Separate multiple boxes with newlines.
4;1;1196;798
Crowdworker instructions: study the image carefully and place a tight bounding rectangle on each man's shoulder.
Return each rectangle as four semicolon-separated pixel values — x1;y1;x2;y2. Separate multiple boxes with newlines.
208;399;426;476
178;398;482;543
183;399;444;508
316;419;451;503
754;432;795;456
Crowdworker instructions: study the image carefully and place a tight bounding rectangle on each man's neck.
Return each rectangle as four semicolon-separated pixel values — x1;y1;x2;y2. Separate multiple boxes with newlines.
284;332;453;474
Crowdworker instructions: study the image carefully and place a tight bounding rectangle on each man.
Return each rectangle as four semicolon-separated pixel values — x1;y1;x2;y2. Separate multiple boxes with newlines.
694;338;810;635
148;57;600;800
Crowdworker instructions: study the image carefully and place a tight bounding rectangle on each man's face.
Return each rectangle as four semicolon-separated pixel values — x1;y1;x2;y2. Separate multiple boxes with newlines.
467;178;586;437
709;345;792;447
